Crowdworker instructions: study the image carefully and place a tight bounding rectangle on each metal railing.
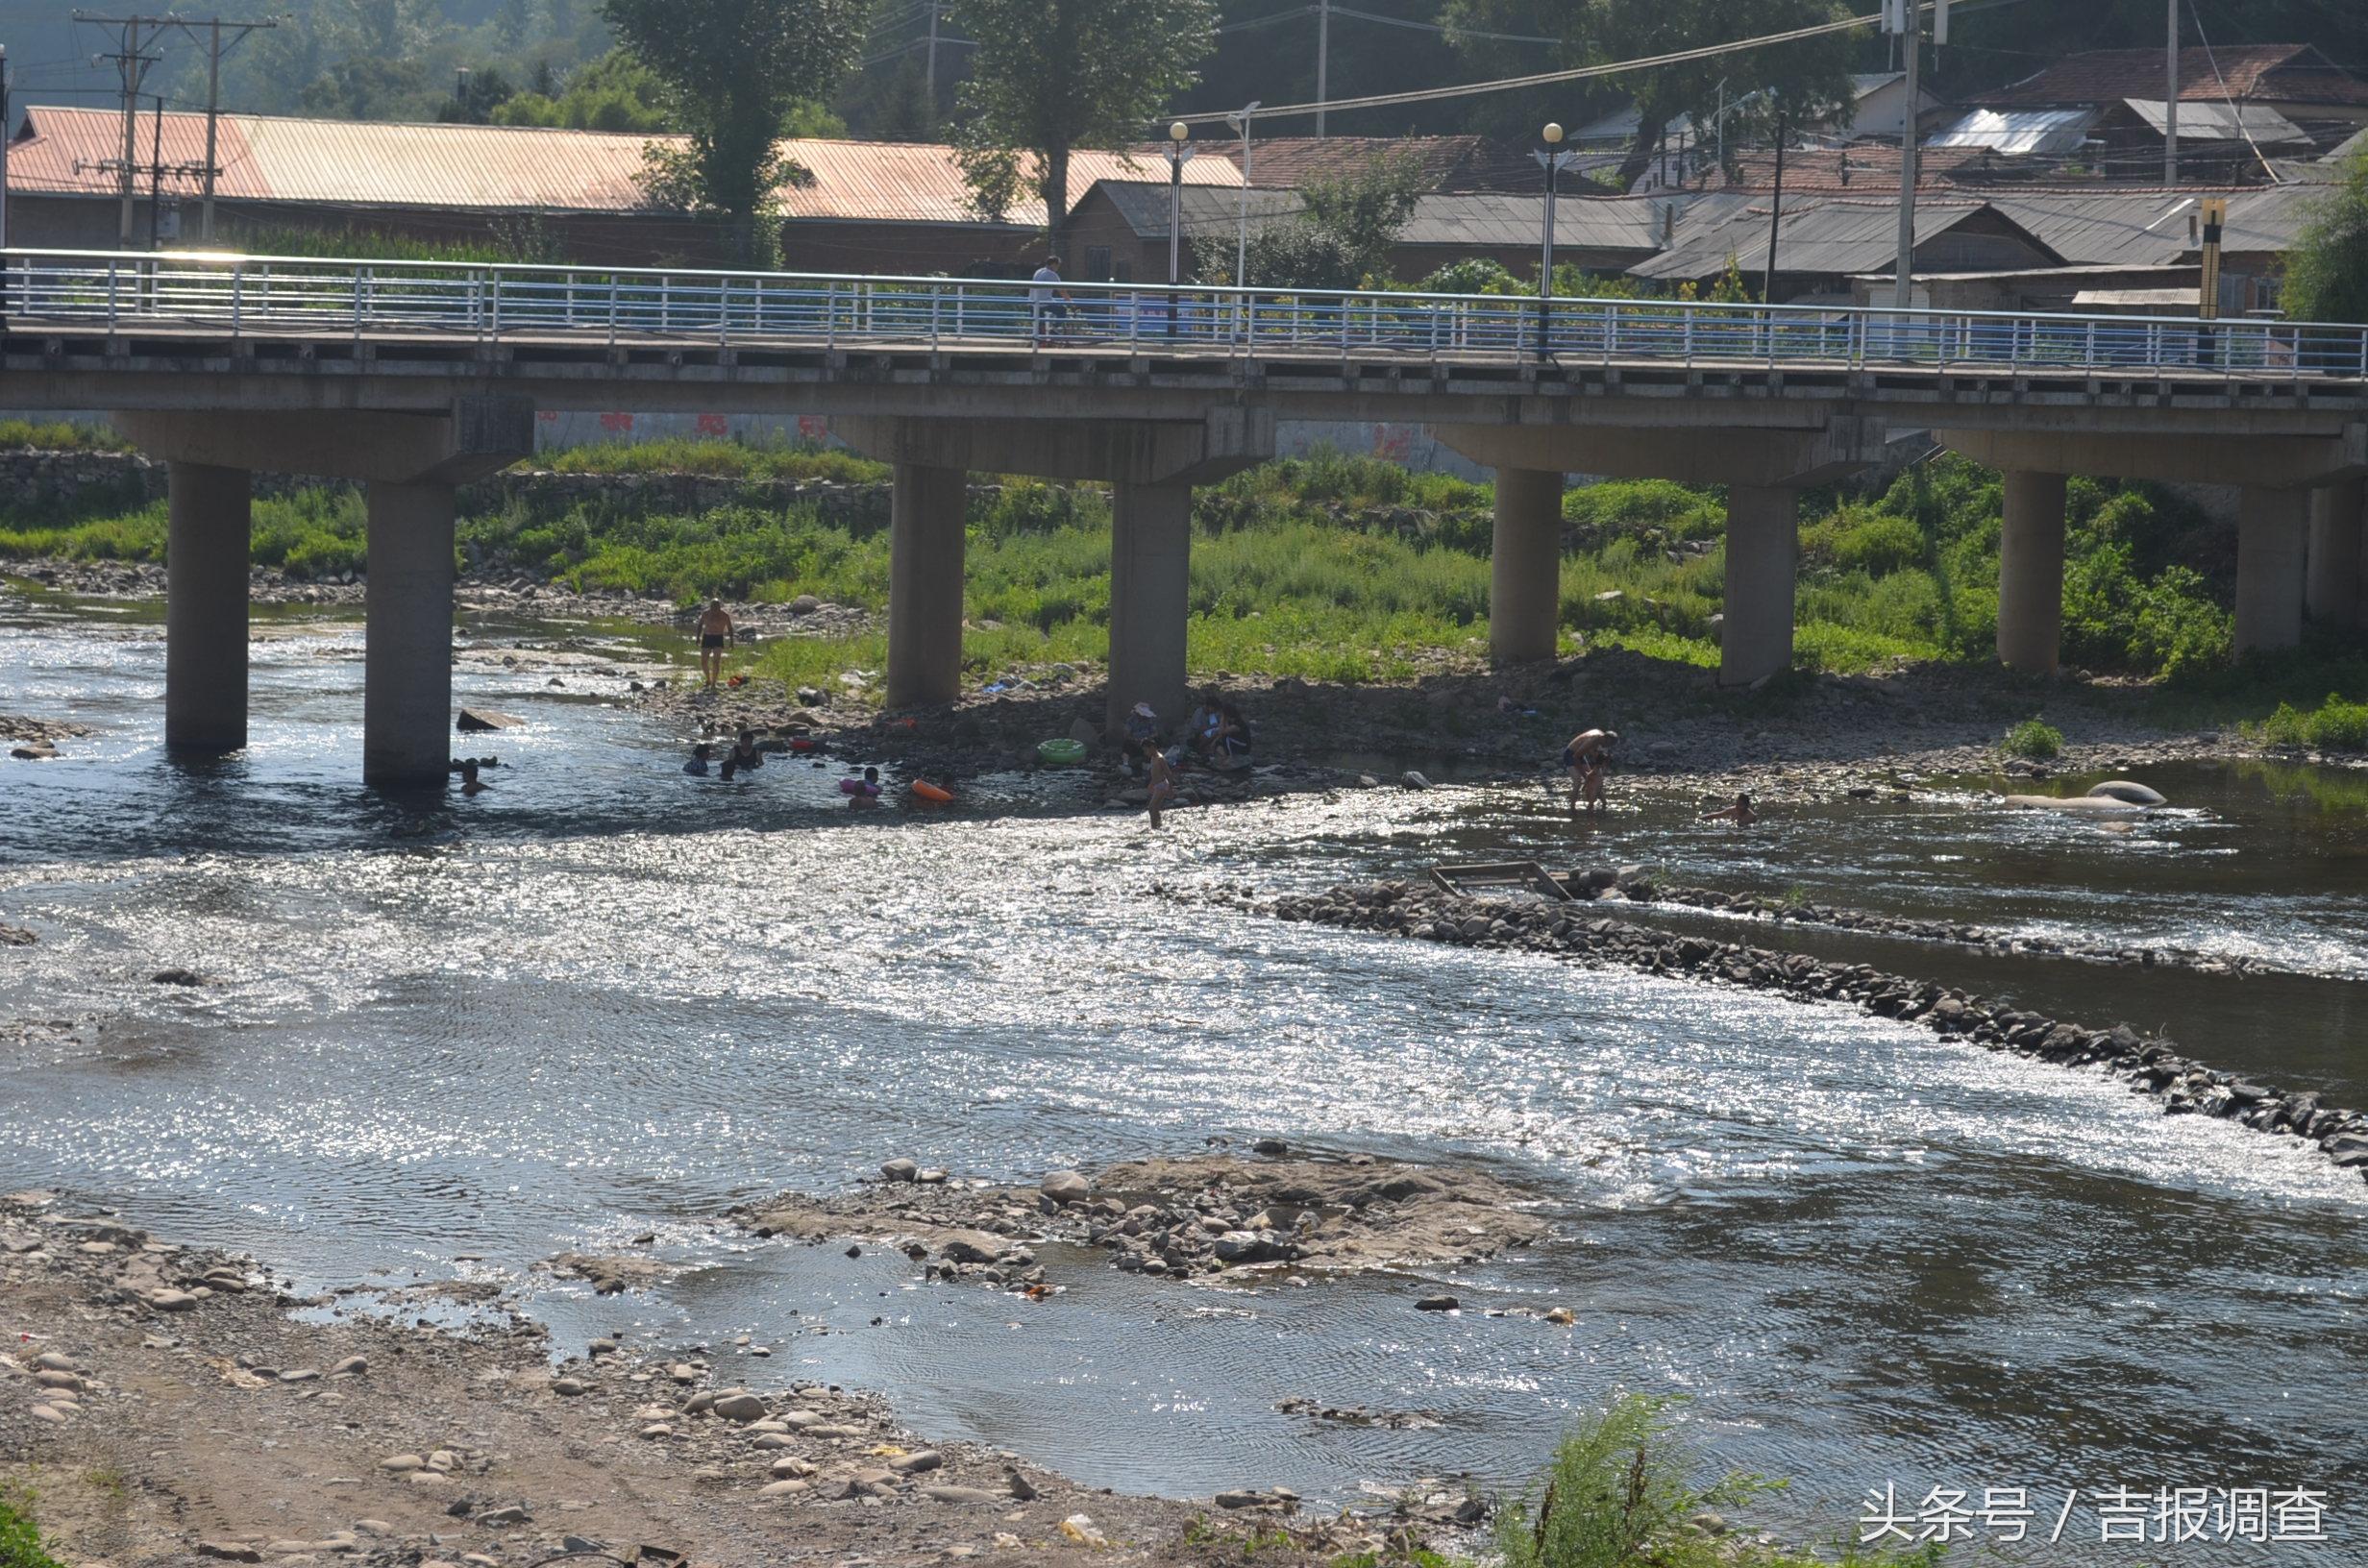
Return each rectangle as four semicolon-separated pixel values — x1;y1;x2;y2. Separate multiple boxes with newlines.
6;248;2365;381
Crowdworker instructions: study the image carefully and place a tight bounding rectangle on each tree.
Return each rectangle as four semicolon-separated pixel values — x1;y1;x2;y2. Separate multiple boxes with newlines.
488;48;676;132
2283;144;2368;324
1192;153;1423;289
602;0;868;264
950;0;1219;258
1443;0;1855;190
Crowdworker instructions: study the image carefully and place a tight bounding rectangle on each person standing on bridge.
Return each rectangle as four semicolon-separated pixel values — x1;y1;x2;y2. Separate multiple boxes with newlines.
1563;727;1617;817
696;599;735;690
1031;256;1070;347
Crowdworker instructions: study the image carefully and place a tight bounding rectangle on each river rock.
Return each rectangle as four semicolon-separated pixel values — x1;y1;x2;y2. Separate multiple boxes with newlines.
456;709;523;732
879;1158;920;1183
149;1288;200;1311
2085;779;2165;806
1414;1294;1460;1311
756;1481;808;1499
889;1449;943;1475
712;1392;768;1422
329;1356;368;1378
1041;1170;1091;1206
936;1230;1007;1265
922;1485;1001;1506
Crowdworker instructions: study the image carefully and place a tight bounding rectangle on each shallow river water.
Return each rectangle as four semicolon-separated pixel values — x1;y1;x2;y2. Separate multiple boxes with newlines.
3;590;2364;1561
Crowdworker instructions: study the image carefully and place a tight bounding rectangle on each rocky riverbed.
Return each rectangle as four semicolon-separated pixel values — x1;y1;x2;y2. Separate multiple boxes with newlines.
733;1151;1551;1294
0;1190;1470;1568
1254;879;2368;1182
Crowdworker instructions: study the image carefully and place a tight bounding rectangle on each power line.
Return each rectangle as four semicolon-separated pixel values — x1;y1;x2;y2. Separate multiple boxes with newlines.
1171;0;2042;129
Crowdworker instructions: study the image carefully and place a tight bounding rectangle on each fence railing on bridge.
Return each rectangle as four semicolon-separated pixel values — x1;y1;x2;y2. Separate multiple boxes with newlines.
7;249;2365;381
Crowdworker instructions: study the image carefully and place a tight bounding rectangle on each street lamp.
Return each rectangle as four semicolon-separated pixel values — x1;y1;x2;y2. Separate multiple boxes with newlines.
1165;120;1194;339
1224;100;1262;293
1532;122;1578;360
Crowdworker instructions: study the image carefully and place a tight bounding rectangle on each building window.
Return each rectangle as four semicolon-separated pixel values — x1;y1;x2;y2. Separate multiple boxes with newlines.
1084;246;1113;281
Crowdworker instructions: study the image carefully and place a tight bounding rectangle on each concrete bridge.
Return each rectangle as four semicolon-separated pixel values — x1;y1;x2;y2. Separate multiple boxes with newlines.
6;249;2367;784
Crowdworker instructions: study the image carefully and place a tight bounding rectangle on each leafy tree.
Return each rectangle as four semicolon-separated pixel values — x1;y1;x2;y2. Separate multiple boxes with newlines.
1443;0;1856;190
603;0;868;263
488;48;676;131
2283;143;2368;323
1191;152;1420;289
950;0;1219;257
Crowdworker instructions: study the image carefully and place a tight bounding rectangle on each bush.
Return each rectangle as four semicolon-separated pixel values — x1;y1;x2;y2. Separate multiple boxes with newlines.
2257;693;2368;750
1;1497;64;1568
2002;717;2064;759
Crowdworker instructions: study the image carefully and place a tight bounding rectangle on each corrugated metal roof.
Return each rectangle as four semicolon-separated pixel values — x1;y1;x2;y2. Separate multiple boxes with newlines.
1090;181;1305;238
1979;46;2368;110
1202;135;1541;193
1981;184;2325;265
6;106;1238;225
1929;109;2099;156
2119;99;2308;146
1629;197;2048;280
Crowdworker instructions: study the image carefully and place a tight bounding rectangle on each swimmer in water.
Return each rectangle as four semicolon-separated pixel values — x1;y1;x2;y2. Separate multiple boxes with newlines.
1701;792;1758;825
458;759;488;796
848;764;881;807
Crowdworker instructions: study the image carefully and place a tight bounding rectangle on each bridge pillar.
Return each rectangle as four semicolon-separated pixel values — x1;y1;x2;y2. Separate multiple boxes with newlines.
1489;467;1564;665
164;460;251;753
363;482;457;788
2305;478;2364;626
2235;488;2309;654
885;463;968;708
1997;471;2069;674
1719;487;1799;687
1107;482;1192;739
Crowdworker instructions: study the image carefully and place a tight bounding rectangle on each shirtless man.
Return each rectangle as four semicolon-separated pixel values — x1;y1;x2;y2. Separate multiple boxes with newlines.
695;599;734;689
1563;727;1617;816
1145;744;1179;828
1702;792;1759;826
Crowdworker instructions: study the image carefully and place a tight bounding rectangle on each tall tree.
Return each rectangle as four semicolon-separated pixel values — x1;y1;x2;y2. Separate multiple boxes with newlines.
603;0;868;264
950;0;1219;258
1443;0;1855;190
2283;145;2368;324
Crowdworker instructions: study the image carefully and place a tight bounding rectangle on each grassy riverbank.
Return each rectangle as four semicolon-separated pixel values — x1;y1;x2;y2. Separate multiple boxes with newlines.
3;439;2362;723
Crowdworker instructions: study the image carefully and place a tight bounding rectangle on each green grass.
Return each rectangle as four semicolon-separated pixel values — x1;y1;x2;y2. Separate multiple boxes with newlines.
2001;718;2065;759
541;436;889;484
0;420;128;453
1495;1396;1944;1568
3;445;2360;725
2254;692;2368;750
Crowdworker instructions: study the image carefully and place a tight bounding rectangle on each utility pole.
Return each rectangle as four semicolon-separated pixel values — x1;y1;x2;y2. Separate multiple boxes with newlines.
0;46;12;254
176;14;277;243
147;93;163;248
924;0;939;106
1762;108;1785;305
1315;0;1330;137
1887;0;1948;311
79;12;165;246
2164;0;2179;185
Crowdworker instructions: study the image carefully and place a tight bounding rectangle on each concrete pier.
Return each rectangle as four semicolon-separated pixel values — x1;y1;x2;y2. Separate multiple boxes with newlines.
1489;467;1565;665
1107;482;1193;738
163;460;251;752
2235;488;2309;653
2306;478;2363;626
1719;487;1799;687
884;462;968;708
1997;470;2069;674
362;482;457;787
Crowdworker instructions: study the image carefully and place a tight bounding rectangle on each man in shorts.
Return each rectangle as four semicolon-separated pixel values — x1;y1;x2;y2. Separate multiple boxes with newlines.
696;599;734;689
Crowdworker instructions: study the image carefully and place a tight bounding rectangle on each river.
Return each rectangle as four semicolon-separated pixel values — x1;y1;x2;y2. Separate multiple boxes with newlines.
3;586;2362;1561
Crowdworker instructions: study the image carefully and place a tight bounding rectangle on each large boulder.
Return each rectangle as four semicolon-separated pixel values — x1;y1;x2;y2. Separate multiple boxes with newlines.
1040;1170;1091;1206
2085;779;2165;807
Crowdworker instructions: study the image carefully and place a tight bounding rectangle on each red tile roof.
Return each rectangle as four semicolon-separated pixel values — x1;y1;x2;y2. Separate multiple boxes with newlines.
1977;45;2368;110
6;107;1238;225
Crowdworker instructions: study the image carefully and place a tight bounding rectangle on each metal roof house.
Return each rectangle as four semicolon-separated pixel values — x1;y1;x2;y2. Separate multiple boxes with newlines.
1628;197;2065;304
2;106;1241;272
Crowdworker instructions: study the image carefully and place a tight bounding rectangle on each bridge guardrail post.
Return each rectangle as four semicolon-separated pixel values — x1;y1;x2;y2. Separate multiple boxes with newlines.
606;275;619;347
825;280;836;350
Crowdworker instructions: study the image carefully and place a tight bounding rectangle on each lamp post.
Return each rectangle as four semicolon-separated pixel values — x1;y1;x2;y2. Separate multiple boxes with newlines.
1532;122;1578;360
1165;120;1193;339
1225;100;1261;292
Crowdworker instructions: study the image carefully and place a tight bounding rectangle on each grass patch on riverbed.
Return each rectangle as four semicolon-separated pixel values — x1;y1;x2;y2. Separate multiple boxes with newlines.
2252;691;2368;750
0;1493;66;1568
6;443;2357;709
1494;1396;1944;1568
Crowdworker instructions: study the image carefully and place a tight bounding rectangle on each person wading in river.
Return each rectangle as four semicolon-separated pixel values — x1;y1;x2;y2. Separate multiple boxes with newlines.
695;600;735;690
1702;792;1759;826
1563;728;1617;817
